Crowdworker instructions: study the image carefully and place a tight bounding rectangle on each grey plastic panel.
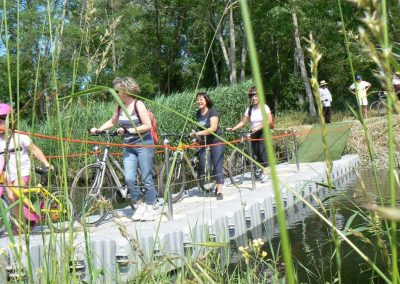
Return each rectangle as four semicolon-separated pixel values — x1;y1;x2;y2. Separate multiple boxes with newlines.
0;154;361;282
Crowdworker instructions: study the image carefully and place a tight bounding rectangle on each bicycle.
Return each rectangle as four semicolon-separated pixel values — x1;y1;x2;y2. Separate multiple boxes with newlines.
228;131;263;186
158;134;216;203
70;130;158;226
0;162;73;235
369;91;387;115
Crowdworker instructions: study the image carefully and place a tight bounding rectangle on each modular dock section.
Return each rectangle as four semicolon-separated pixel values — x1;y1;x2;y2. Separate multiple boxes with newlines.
0;154;360;283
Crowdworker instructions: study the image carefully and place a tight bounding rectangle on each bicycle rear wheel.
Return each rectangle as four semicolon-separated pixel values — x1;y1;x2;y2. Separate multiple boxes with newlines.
44;192;74;232
159;158;186;203
70;164;113;226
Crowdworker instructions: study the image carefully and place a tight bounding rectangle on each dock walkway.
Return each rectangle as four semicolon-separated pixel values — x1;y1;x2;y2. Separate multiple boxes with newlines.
0;154;360;283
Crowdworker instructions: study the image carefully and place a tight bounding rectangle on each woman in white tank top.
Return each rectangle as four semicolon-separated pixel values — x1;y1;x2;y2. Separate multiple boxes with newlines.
226;87;274;183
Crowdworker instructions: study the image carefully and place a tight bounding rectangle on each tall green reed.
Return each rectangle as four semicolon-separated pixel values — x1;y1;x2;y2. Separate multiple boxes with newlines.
238;1;295;283
338;0;399;282
307;33;343;283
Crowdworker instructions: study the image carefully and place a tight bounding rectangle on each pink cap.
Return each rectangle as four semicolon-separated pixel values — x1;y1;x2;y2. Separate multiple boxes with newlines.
0;104;12;116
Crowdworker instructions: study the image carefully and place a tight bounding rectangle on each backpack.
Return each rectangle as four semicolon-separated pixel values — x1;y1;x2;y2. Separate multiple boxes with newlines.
118;101;159;144
248;104;274;130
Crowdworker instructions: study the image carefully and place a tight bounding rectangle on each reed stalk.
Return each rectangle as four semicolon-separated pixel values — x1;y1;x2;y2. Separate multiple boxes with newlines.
307;34;342;283
238;1;295;284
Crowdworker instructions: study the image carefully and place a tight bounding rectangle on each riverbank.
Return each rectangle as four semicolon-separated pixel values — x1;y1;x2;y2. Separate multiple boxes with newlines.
277;113;399;169
346;116;400;168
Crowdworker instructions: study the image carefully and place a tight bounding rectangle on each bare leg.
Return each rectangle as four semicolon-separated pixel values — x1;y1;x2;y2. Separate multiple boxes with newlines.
216;183;223;194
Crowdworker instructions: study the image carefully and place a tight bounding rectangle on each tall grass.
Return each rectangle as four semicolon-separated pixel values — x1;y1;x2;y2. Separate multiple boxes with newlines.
0;0;399;283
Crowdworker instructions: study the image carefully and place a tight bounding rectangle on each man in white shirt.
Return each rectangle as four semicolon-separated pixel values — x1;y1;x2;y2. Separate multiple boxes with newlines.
319;80;332;123
349;74;371;118
393;71;400;100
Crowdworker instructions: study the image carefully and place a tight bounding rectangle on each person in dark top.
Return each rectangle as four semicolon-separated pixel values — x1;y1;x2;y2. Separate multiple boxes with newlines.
190;92;225;200
90;77;157;221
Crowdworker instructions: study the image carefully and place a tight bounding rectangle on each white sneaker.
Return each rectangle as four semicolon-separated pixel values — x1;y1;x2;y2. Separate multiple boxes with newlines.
131;203;145;221
140;204;156;221
260;174;270;183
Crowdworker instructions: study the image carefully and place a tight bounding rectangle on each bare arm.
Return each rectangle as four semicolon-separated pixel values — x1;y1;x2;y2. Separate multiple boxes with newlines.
227;115;249;132
28;144;50;168
348;87;355;94
90;106;119;133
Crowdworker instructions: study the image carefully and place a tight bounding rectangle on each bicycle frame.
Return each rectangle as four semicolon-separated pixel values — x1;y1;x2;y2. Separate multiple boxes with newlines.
172;142;198;182
1;184;67;220
91;133;128;199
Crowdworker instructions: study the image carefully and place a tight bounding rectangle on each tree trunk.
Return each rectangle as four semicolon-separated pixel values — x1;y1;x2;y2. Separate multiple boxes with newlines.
155;0;162;94
211;48;220;85
215;25;230;70
292;12;316;116
240;33;247;81
229;5;237;84
111;0;117;73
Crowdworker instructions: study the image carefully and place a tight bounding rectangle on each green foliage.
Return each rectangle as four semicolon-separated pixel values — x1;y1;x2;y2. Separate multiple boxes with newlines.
278;73;304;112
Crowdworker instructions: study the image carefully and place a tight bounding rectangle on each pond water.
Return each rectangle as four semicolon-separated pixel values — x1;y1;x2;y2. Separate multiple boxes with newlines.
230;169;399;283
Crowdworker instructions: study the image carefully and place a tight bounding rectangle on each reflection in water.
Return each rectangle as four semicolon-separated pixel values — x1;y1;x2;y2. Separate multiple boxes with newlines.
230;169;395;283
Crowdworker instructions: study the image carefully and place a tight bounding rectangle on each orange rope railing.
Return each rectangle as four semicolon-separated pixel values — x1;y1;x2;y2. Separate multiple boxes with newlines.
16;123;350;159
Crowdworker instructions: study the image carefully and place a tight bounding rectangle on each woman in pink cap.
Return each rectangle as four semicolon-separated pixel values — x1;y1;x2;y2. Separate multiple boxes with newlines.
0;103;51;232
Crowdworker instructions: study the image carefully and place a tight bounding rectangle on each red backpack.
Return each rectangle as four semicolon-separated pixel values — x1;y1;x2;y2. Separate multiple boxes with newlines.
134;101;159;144
118;102;159;144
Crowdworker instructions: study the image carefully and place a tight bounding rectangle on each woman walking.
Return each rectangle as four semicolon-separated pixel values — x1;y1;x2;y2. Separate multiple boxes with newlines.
226;87;274;183
190;92;225;200
90;77;157;221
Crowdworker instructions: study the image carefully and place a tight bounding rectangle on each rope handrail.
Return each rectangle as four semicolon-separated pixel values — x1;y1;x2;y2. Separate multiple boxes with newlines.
15;124;351;159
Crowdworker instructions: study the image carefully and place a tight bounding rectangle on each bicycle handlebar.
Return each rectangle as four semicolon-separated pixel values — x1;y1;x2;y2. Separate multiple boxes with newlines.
89;129;119;137
35;167;50;175
161;133;189;138
226;130;252;137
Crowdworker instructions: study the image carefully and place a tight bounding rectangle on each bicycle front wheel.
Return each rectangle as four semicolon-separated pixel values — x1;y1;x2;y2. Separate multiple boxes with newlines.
159;158;186;203
370;101;385;115
45;192;74;233
228;149;247;185
70;164;114;226
369;101;379;112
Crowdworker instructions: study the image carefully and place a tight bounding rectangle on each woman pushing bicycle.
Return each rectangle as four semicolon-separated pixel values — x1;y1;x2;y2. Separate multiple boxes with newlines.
190;92;225;200
0;103;52;230
90;77;157;221
226;87;274;183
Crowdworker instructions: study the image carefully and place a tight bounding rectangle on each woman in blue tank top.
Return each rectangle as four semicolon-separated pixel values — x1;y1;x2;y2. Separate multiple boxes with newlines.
90;77;157;221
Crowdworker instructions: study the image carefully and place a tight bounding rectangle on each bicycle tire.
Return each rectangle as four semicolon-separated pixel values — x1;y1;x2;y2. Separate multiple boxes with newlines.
0;197;11;236
70;164;113;226
228;149;246;185
45;192;74;233
228;149;262;185
159;158;186;203
369;101;380;112
198;149;216;192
